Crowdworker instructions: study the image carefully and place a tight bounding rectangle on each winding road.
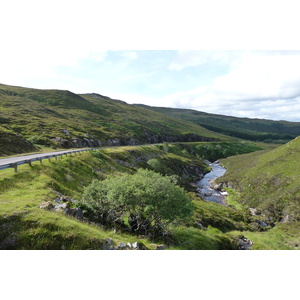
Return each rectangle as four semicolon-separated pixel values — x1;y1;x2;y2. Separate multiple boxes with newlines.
0;148;99;172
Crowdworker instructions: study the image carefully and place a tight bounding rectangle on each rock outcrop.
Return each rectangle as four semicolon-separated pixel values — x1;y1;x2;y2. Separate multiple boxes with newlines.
39;194;83;221
49;132;216;149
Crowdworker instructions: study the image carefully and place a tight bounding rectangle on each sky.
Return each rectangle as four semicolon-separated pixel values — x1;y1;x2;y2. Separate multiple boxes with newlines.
1;1;300;122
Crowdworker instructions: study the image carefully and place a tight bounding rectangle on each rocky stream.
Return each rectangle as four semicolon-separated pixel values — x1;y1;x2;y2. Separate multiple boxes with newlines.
197;161;228;206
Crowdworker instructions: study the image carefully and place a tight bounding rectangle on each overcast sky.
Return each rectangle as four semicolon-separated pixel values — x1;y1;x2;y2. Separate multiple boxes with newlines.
1;0;300;122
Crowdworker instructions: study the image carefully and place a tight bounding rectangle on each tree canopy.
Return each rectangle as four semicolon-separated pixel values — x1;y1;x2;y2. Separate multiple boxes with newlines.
81;169;194;235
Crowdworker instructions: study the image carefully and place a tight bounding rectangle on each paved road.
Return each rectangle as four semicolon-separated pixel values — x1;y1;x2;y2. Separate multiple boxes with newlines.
0;148;98;171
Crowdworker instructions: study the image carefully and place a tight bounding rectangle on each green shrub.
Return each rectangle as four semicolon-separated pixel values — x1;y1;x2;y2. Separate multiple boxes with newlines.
80;169;194;237
147;158;163;172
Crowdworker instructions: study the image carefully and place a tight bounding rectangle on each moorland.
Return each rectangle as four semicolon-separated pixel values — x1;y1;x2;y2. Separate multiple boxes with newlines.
1;83;300;250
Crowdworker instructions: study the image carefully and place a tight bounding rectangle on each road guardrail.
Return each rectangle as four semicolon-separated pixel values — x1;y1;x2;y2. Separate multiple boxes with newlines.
0;148;101;172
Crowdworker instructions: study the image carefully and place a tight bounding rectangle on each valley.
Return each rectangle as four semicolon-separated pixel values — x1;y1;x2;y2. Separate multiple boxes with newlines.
1;83;300;250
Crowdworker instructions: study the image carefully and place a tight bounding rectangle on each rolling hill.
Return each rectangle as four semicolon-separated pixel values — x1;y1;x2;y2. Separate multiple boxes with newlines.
1;82;300;250
135;104;300;143
219;136;300;222
0;83;229;155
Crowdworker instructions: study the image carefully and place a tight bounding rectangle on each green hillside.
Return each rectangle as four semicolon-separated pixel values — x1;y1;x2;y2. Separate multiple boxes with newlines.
2;82;300;250
215;137;300;249
135;105;300;143
0;83;228;156
0;142;270;250
220;136;300;221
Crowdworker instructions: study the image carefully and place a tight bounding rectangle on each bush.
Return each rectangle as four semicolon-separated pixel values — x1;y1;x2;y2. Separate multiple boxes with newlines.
80;169;194;237
28;135;49;146
147;158;163;172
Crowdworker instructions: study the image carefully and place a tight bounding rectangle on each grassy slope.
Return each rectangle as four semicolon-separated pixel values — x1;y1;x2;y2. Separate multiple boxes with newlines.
135;104;300;143
0;149;159;250
0;83;228;156
220;137;300;218
218;137;300;249
0;142;264;250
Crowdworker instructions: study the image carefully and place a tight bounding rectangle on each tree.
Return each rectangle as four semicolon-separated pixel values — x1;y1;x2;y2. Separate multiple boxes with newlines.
81;169;194;236
147;158;163;172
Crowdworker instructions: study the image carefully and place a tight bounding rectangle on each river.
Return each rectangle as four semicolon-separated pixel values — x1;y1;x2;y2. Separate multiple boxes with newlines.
197;161;227;205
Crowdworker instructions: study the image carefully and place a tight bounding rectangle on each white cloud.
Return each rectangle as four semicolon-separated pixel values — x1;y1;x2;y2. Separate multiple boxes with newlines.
120;51;138;60
159;51;300;121
88;52;108;63
168;51;240;71
1;0;300;125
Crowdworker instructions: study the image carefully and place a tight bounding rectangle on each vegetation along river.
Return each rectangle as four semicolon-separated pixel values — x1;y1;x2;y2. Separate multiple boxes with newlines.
197;161;227;206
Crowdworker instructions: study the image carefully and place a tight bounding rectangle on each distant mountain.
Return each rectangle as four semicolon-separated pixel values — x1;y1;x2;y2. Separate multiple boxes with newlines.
0;83;228;155
134;104;300;143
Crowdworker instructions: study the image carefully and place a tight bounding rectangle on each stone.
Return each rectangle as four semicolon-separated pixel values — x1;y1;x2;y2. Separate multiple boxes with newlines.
118;242;127;250
58;203;67;209
54;203;67;211
39;201;54;210
195;221;205;228
54;197;62;204
256;220;268;227
249;208;257;216
74;208;83;220
60;196;70;202
127;242;133;249
65;208;77;216
106;238;113;246
132;242;139;250
63;129;70;135
213;183;222;191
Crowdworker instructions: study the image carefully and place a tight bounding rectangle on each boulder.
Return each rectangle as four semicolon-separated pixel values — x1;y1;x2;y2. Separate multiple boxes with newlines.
249;208;261;216
60;196;70;202
101;238;115;250
213;183;222;190
132;242;139;250
74;208;83;220
65;208;77;216
39;201;54;210
106;238;113;246
118;242;127;250
54;203;67;211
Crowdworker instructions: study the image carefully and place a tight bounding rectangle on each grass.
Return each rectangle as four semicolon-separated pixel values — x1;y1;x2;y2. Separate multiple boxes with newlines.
219;137;300;221
0;83;227;156
169;225;237;250
0;152;159;249
0;141;267;250
228;222;300;250
137;104;300;143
